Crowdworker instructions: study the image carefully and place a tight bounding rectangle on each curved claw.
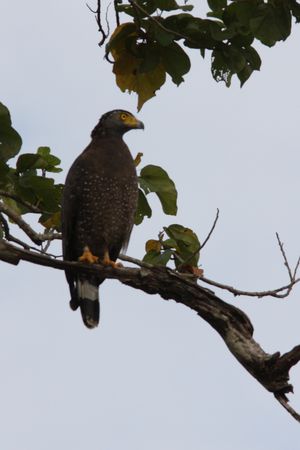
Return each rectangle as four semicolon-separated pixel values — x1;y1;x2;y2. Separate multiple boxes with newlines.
79;246;99;264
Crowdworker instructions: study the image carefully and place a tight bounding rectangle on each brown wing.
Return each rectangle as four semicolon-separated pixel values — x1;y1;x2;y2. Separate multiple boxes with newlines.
62;136;138;263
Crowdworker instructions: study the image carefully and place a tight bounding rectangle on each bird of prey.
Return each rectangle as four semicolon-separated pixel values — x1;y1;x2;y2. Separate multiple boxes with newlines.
61;110;144;329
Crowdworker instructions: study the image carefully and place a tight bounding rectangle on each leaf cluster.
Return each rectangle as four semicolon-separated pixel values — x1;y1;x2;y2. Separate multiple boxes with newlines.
143;223;202;273
105;0;300;108
0;102;63;233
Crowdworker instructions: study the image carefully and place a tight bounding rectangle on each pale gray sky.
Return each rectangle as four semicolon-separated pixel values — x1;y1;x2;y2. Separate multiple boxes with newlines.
1;1;300;449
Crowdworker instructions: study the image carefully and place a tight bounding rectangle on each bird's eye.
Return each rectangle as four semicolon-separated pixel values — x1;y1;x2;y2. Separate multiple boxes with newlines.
120;113;127;121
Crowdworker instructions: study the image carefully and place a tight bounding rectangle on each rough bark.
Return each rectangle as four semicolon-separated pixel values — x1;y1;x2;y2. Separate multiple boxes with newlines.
0;238;299;422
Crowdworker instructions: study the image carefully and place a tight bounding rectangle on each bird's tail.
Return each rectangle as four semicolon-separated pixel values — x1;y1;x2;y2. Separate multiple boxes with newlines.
72;278;100;329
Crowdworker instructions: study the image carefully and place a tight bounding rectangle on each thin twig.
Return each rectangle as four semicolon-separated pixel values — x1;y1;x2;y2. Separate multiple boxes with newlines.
201;208;220;249
293;256;300;280
105;2;111;36
176;209;219;271
114;0;120;26
87;0;109;46
200;275;300;299
276;232;293;281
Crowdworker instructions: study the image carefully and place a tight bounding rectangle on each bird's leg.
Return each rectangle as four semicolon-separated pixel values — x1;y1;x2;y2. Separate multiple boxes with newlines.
78;246;99;264
102;249;123;268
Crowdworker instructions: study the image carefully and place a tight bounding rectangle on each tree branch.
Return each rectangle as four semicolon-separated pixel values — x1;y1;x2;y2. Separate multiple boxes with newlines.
200;275;300;299
87;0;109;47
0;238;300;422
200;208;219;249
0;190;47;214
0;202;61;245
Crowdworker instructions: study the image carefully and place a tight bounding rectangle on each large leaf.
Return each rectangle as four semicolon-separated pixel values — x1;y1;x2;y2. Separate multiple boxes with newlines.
164;223;200;268
16;154;40;173
0;103;22;162
17;174;62;212
16;148;62;174
160;42;191;85
134;188;152;225
36;147;62;172
139;165;177;215
143;248;173;266
106;22;138;53
109;25;167;110
250;2;291;47
113;48;166;111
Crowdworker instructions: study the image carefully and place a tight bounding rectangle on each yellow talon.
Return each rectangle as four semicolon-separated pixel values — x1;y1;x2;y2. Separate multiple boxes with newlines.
79;246;99;264
103;250;122;268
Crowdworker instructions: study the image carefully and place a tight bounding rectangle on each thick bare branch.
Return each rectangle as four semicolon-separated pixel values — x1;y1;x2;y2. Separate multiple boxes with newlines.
0;238;299;422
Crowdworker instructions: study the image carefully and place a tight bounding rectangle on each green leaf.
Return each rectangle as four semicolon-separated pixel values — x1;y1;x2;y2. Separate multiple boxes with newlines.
208;21;235;41
291;1;300;23
223;1;258;30
37;146;51;157
116;2;157;18
17;174;62;212
134;189;152;225
0;160;10;186
36;147;62;172
111;36;167;110
164;224;200;267
143;249;173;266
147;20;175;46
16;149;62;174
16;154;40;173
227;46;246;73
154;0;193;11
139;43;161;73
0;103;22;162
237;64;253;87
211;49;232;87
2;196;22;217
208;0;227;12
106;22;138;53
160;42;191;85
139;164;177;215
39;211;61;231
250;3;291;47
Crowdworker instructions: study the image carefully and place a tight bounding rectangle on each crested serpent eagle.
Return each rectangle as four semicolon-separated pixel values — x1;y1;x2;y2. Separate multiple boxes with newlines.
62;110;144;328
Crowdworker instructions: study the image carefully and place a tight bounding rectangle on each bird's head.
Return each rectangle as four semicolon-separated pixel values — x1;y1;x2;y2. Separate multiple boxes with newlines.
92;110;144;138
